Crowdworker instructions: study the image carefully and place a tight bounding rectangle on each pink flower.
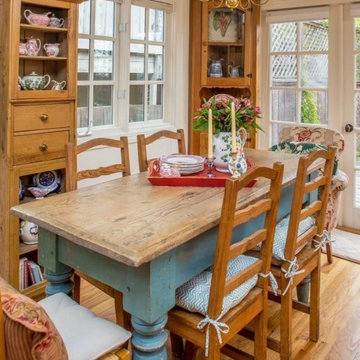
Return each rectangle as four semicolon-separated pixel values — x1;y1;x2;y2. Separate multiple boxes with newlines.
297;129;312;142
255;107;261;115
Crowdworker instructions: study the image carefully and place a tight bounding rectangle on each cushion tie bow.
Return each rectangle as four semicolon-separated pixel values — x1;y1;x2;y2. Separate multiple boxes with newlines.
281;257;305;295
259;271;279;296
313;230;334;252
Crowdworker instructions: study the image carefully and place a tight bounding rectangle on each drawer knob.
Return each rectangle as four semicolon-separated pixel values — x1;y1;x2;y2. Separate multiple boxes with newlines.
40;114;49;121
39;144;48;152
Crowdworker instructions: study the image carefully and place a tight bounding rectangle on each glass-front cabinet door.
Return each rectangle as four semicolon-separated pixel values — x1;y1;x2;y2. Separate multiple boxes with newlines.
201;3;252;86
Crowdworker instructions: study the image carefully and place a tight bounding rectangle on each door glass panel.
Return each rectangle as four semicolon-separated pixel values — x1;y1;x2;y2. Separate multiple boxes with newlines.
147;84;163;121
95;0;114;37
78;39;90;81
271;123;289;146
94;40;113;80
271;55;297;87
356;171;360;208
131;5;145;40
300;20;328;51
355;18;360;50
93;85;113;126
356;55;360;89
148;45;163;81
129;85;145;122
149;9;164;42
271;23;296;52
355;93;360;127
207;9;245;79
130;44;145;81
271;89;296;122
77;86;89;128
79;1;91;35
301;90;328;124
301;55;328;88
357;133;360;166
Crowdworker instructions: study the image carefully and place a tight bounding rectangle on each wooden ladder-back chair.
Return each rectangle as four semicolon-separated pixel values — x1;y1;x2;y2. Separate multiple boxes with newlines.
0;282;131;360
137;129;186;172
242;147;336;360
65;137;131;328
167;162;284;359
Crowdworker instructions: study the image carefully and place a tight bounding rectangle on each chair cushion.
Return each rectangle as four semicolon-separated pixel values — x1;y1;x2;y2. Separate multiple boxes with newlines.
272;215;315;261
271;141;338;175
175;255;258;317
39;292;131;360
0;277;68;360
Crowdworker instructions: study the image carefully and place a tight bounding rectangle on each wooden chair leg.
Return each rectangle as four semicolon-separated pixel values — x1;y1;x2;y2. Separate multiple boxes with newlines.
170;333;184;358
73;273;81;303
310;259;320;342
280;287;293;360
326;242;333;264
183;341;196;360
254;307;267;359
113;291;131;330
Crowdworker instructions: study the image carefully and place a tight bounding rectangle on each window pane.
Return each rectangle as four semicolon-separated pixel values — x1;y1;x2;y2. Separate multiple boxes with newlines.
129;85;145;122
355;93;360;127
271;23;297;52
148;84;163;121
77;86;89;128
130;44;145;81
356;171;360;208
149;9;164;42
356;55;360;89
94;40;113;80
79;1;91;35
148;45;163;81
271;89;296;122
301;90;328;124
271;123;288;146
271;55;297;87
95;0;114;37
93;85;113;126
355;18;360;50
300;20;328;52
131;5;145;40
78;39;90;80
301;55;328;88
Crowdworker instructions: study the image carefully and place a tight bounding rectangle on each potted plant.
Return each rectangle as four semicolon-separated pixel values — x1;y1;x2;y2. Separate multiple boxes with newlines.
194;94;263;172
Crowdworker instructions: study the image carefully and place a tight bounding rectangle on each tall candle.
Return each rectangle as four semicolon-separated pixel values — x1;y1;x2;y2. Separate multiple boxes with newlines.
231;101;236;153
208;109;213;158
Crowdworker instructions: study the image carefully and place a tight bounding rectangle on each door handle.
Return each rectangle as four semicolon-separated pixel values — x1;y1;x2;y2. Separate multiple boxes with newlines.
345;124;354;133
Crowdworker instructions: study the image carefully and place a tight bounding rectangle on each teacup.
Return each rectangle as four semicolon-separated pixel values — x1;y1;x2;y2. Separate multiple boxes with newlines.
51;80;66;90
49;14;64;28
44;43;60;57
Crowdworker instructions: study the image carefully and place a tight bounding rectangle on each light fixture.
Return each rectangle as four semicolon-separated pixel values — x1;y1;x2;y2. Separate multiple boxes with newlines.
200;0;269;10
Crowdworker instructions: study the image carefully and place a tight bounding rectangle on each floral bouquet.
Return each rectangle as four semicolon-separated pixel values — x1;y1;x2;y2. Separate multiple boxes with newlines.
193;94;263;134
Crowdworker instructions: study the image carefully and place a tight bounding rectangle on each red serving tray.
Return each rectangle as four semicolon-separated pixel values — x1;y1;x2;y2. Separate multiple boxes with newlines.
147;158;257;188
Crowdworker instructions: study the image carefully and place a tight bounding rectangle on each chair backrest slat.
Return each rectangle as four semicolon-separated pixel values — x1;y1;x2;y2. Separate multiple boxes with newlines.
233;199;272;227
137;129;186;172
296;226;318;250
284;147;336;259
206;163;284;320
65;136;130;191
224;260;263;296
229;229;268;261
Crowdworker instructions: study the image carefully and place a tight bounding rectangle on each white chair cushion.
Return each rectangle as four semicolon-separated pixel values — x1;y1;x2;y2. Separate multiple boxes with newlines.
272;215;315;261
39;292;131;360
175;255;258;317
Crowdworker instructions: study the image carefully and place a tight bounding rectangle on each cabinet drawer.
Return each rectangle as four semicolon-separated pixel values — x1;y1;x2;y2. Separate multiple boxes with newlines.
13;131;69;165
13;104;72;132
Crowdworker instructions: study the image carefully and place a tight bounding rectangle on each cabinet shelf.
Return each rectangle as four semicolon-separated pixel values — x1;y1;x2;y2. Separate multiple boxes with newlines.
22;280;47;301
20;55;67;61
20;23;68;33
20;242;38;256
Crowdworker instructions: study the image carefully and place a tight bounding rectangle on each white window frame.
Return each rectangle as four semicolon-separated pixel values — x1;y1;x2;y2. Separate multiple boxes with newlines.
77;0;174;138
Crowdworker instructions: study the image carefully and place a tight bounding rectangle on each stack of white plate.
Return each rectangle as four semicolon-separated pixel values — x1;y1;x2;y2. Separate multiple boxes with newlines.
160;155;205;175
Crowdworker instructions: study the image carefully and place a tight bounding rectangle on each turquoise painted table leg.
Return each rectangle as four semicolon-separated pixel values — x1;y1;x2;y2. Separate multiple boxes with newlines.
44;268;74;296
131;315;168;359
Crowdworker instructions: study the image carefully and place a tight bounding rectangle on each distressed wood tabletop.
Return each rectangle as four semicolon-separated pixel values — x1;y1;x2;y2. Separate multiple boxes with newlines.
11;149;319;267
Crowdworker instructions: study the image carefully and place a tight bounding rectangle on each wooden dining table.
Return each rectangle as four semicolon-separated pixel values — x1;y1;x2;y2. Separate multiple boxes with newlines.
10;149;321;359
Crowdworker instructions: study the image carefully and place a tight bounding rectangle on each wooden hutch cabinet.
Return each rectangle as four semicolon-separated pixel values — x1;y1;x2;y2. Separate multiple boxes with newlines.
0;0;77;299
189;1;260;155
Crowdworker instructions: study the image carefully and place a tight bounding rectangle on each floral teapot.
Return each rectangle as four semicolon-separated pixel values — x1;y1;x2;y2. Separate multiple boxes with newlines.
24;9;51;26
25;37;41;56
18;72;51;91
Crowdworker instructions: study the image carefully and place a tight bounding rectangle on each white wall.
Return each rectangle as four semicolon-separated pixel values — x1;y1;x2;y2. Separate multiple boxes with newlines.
77;0;190;186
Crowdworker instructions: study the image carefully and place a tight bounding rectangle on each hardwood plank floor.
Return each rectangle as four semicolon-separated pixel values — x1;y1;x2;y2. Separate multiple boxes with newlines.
81;255;360;359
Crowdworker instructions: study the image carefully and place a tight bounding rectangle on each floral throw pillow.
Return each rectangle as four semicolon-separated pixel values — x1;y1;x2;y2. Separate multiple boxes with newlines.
271;141;338;175
0;278;68;360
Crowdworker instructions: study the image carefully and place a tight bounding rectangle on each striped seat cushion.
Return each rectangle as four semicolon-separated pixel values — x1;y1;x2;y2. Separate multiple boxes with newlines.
176;255;258;317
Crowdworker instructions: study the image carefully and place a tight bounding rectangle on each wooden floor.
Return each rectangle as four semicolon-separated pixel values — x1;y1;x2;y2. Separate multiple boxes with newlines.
82;254;360;360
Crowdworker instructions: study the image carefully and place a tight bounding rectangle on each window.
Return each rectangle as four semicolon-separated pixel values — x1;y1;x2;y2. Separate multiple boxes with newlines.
77;0;170;135
266;9;329;145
